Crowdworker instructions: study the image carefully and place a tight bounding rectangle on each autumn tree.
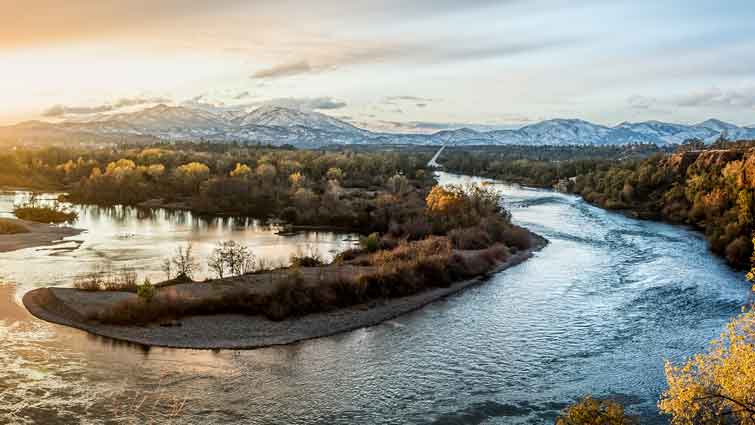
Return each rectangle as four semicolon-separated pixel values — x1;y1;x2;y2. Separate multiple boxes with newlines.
659;243;755;424
426;183;506;231
326;167;344;182
230;163;252;178
175;162;210;193
556;396;637;425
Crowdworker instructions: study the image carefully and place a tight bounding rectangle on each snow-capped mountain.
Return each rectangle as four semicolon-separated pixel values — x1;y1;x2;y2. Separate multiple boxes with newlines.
232;105;367;135
3;104;755;147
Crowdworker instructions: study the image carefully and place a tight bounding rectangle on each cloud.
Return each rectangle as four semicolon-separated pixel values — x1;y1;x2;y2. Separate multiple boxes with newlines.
247;36;575;81
672;87;755;109
233;91;251;100
42;104;113;117
114;96;171;108
372;120;519;133
261;97;347;110
629;88;755;112
42;96;171;117
627;95;657;110
385;96;436;102
251;60;313;79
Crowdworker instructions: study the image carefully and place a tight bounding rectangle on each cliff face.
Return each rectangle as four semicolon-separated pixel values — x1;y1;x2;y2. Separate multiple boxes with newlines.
663;151;702;175
663;150;745;176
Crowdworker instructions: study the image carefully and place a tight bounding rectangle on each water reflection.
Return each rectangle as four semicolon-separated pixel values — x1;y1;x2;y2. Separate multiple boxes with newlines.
0;191;359;293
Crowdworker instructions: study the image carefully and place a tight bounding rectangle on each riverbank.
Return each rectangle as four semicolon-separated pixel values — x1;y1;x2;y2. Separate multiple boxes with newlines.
23;234;547;349
0;218;83;253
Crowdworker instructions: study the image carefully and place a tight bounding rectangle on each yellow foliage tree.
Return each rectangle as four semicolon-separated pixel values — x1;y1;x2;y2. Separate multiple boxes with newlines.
660;239;755;424
426;185;464;217
556;396;637;425
230;163;252;178
175;162;210;193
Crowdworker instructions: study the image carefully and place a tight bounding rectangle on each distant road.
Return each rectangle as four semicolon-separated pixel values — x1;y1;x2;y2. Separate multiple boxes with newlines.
428;144;446;168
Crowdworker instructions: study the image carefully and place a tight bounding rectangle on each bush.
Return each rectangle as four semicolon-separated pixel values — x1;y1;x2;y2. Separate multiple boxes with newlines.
137;278;156;302
725;236;751;267
501;225;532;251
556;396;637;425
102;269;139;291
290;245;324;267
73;273;103;291
448;226;492;250
0;219;29;235
360;232;381;253
13;205;78;224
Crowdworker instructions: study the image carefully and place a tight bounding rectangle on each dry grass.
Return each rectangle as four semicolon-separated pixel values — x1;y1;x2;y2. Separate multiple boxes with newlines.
0;219;29;235
74;268;139;292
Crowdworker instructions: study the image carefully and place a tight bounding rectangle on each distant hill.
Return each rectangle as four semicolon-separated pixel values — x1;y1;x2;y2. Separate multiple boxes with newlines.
2;104;754;147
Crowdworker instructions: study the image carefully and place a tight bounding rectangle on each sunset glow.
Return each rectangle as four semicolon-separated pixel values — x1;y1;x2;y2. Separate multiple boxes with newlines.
2;0;755;129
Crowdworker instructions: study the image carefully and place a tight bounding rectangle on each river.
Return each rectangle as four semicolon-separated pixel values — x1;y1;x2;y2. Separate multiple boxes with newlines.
0;172;749;424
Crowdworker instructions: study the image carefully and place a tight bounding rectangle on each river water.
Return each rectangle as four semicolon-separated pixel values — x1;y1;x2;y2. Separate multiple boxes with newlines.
0;172;749;424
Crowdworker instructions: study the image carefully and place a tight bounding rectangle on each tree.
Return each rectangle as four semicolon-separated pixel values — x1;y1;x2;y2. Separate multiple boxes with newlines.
426;184;506;230
256;163;277;181
175;162;210;193
230;163;252;178
326;167;344;182
660;245;755;424
208;241;255;279
387;174;409;195
165;243;199;280
557;396;637;425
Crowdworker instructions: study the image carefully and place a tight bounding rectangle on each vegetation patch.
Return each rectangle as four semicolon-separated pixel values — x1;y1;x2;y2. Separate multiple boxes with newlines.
0;218;29;235
13;194;78;224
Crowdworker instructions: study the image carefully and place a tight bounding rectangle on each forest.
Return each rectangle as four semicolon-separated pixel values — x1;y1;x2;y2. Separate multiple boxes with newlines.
0;143;435;233
439;143;670;188
440;141;755;269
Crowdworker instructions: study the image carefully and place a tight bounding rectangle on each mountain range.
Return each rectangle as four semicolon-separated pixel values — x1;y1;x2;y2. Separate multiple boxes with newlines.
2;104;754;147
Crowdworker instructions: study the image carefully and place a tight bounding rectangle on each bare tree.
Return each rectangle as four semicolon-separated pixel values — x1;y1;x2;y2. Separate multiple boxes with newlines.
167;243;199;280
207;241;255;279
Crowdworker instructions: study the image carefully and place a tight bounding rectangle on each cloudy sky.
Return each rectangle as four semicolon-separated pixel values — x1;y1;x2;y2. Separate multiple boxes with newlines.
2;0;755;130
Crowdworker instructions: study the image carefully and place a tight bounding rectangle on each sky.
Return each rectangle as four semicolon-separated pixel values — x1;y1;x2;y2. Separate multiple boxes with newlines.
2;0;755;131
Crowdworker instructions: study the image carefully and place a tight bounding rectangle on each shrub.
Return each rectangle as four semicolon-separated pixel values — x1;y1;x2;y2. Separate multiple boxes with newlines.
13;205;78;224
137;278;156;302
290;245;324;267
556;396;637;425
725;235;751;267
280;206;298;223
74;273;104;291
501;225;532;251
101;269;139;291
0;219;29;235
448;226;492;250
74;267;139;292
399;218;433;241
360;232;381;253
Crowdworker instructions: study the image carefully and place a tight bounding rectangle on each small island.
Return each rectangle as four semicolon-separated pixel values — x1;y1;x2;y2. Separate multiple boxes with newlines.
22;170;546;349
